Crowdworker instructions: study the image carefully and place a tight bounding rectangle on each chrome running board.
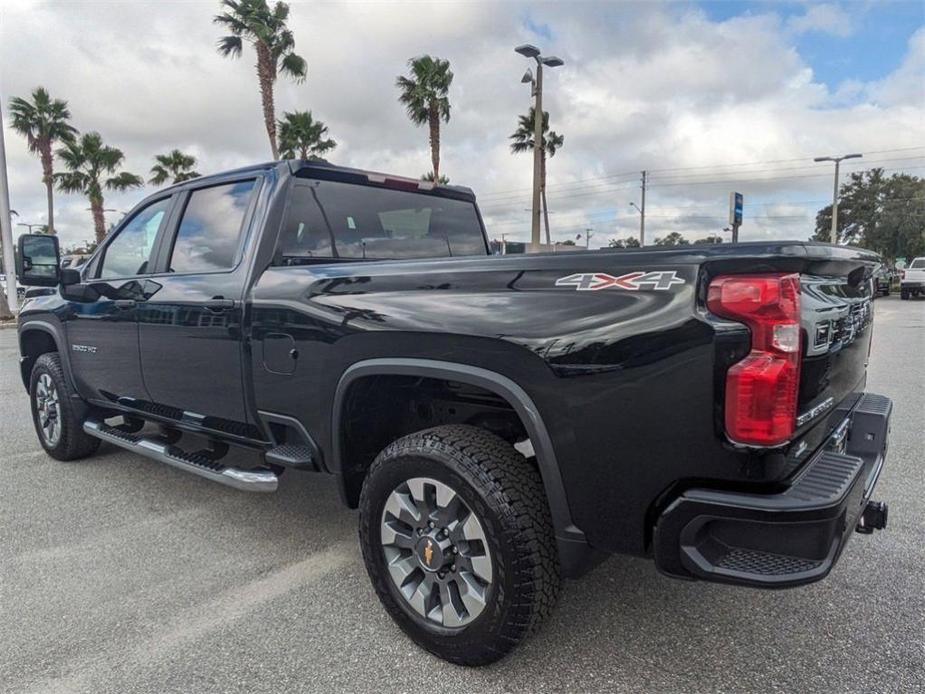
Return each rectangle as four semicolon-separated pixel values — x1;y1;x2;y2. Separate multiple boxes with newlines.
83;420;278;493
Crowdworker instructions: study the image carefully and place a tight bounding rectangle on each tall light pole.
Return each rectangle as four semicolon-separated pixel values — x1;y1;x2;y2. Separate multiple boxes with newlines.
629;199;645;246
515;44;563;251
17;222;44;233
814;153;862;243
0;101;18;314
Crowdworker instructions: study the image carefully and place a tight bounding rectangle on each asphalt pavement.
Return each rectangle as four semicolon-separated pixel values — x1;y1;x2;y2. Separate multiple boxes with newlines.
1;295;923;694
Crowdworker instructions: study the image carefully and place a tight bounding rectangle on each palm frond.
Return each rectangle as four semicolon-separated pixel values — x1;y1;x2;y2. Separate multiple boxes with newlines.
54;171;90;194
216;34;244;58
279;51;307;81
106;172;144;191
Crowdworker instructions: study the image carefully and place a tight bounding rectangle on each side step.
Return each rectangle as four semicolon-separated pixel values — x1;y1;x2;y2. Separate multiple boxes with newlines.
83;420;278;493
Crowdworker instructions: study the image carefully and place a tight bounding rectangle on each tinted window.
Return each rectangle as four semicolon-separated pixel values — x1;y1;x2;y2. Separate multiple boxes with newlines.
910;259;925;269
274;179;485;263
98;198;170;279
168;180;256;273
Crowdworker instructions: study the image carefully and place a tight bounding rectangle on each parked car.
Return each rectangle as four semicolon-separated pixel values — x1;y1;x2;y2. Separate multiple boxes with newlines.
14;161;892;665
874;266;892;296
0;273;25;301
900;257;925;299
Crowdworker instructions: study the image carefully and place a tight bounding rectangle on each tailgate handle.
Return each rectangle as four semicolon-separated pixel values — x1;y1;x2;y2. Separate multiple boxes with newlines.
114;299;136;309
205;298;236;312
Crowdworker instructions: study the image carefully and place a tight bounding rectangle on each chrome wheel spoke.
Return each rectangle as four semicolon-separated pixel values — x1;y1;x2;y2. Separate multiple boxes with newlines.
34;374;61;446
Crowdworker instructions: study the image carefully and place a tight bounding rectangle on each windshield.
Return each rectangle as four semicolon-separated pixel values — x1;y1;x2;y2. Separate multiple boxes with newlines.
909;259;925;269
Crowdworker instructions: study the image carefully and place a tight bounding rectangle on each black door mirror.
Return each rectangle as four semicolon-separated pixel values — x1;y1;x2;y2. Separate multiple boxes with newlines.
16;234;61;287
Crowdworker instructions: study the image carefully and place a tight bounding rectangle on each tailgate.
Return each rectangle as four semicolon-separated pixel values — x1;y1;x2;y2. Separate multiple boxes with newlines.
797;272;874;436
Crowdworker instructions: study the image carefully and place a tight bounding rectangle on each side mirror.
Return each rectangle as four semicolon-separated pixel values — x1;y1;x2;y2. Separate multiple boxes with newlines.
16;234;61;287
60;268;82;286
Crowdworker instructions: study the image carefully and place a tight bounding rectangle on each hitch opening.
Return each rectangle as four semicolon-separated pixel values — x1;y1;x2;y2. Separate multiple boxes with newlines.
856;500;888;534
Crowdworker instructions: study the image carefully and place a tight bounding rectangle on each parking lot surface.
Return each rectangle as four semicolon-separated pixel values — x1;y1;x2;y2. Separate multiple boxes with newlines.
1;295;923;694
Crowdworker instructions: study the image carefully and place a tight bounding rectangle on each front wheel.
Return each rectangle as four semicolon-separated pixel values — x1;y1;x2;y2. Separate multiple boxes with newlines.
359;425;560;666
30;353;100;461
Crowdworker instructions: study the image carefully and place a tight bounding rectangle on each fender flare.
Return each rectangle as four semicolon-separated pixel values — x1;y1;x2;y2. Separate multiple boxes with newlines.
17;320;78;393
331;358;590;564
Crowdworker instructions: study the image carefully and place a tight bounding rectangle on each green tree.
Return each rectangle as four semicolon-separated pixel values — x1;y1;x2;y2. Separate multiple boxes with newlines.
608;237;641;248
149;149;200;185
396;55;453;181
420;171;449;184
693;235;724;245
8;87;78;235
278;111;336;160
654;231;690;246
55;132;143;243
510;107;564;245
811;168;925;260
214;0;308;160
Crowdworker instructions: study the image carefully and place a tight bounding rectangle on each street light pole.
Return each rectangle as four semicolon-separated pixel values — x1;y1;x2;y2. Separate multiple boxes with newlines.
639;170;646;246
515;44;563;251
0;101;18;314
17;223;44;233
814;153;862;244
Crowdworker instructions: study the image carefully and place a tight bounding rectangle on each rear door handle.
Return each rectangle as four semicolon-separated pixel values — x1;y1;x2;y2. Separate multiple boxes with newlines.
204;298;236;312
114;299;136;309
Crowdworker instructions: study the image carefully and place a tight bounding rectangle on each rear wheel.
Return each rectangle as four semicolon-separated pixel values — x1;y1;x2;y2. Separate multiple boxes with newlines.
30;353;100;461
359;425;560;666
901;289;910;300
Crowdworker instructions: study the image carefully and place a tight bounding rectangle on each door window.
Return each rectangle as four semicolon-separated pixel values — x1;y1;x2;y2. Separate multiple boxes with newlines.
167;180;256;273
98;198;171;279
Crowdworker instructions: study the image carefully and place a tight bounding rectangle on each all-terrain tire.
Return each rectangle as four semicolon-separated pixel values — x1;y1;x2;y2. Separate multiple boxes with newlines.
29;353;100;461
358;424;561;666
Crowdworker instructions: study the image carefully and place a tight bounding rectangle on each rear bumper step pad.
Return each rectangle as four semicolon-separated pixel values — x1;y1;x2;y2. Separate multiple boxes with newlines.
653;392;891;588
83;420;278;493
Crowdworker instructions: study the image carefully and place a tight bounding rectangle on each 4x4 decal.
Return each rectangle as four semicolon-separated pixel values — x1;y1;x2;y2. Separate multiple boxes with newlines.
555;271;685;291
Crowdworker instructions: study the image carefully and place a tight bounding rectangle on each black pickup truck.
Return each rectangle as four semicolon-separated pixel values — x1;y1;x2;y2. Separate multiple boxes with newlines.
16;160;890;665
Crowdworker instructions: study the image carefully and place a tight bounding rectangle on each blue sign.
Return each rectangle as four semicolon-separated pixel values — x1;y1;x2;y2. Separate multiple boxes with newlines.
729;192;744;226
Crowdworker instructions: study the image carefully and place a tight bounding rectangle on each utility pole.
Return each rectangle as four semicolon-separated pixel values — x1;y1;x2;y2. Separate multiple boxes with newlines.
0;101;18;315
639;170;647;246
515;44;564;251
814;153;862;243
583;228;594;249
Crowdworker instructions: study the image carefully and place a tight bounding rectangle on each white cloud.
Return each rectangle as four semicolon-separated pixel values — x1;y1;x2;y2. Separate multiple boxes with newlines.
0;0;922;249
788;3;854;38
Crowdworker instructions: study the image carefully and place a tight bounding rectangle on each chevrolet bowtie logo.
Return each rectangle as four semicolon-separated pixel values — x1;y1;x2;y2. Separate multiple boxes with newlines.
423;539;434;567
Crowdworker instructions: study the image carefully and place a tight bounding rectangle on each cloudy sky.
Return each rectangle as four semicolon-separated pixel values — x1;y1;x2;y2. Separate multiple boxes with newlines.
1;0;923;249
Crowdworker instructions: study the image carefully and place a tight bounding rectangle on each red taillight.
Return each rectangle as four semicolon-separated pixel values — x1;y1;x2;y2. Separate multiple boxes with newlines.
901;270;906;280
708;273;801;446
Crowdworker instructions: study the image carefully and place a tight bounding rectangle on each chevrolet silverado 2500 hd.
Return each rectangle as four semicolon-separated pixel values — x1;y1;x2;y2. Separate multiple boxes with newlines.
16;160;891;665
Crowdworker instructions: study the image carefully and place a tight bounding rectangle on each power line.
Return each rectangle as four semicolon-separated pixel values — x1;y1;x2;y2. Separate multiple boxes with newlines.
474;147;925;202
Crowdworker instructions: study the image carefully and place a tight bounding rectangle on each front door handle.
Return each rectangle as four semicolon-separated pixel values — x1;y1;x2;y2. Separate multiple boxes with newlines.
204;298;236;312
114;299;136;309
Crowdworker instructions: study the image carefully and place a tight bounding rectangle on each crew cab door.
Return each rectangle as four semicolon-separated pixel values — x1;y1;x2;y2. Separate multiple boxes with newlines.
67;196;174;405
137;177;260;426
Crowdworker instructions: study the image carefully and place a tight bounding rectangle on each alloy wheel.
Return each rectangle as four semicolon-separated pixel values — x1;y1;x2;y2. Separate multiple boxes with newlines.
380;476;493;628
35;373;61;447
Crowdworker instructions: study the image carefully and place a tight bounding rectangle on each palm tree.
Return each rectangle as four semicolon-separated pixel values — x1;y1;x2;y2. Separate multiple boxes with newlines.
420;171;449;184
278;111;336;160
396;55;453;181
55;132;143;243
150;149;200;185
510;107;564;245
8;87;77;235
214;0;308;160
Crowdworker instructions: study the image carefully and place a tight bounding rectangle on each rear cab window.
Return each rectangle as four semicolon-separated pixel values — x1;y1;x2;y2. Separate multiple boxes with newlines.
167;180;257;273
273;179;486;264
909;259;925;269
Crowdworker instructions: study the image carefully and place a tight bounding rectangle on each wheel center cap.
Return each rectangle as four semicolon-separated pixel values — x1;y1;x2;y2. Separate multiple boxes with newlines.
415;535;446;572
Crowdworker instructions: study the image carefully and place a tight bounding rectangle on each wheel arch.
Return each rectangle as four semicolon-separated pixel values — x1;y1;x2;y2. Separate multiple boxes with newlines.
18;321;73;392
332;358;595;575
